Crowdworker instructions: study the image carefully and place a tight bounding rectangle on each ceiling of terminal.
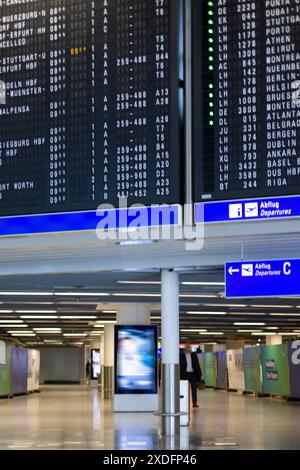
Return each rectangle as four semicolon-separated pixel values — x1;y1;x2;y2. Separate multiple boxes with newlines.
0;269;300;346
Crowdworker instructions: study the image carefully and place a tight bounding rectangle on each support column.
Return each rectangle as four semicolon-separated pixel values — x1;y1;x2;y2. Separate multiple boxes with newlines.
266;335;282;346
161;269;180;436
103;324;114;399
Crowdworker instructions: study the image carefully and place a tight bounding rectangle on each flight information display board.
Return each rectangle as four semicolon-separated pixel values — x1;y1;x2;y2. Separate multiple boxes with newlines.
194;0;300;202
0;0;180;217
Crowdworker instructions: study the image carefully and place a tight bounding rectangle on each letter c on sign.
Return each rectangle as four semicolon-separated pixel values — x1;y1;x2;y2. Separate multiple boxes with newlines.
283;262;291;276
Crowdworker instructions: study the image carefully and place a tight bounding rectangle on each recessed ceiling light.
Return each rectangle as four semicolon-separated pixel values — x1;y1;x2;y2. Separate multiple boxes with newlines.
63;333;88;337
33;328;62;332
251;332;276;336
187;311;227;316
180;294;218;298
113;293;161;298
20;316;58;320
234;323;266;326
56;292;110;297
0;320;23;323
180;329;207;333
237;330;263;333
182;282;225;286
0;324;28;328
10;333;36;336
199;332;224;336
0;292;52;296
16;310;57;314
95;320;116;324
59;316;97;320
117;281;161;285
251;305;293;309
202;304;247;308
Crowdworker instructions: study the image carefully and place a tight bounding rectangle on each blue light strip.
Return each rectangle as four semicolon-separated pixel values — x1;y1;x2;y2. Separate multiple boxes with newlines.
0;205;180;237
195;195;300;224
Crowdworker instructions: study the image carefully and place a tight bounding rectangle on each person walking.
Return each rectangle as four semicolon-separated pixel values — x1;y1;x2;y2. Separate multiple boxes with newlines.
86;359;91;386
180;346;202;408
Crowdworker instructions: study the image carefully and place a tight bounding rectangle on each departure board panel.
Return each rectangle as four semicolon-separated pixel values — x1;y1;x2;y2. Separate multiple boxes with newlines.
194;0;300;201
0;0;180;217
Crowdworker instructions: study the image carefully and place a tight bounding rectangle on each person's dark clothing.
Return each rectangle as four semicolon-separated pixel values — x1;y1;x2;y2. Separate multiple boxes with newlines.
86;362;91;379
180;351;202;406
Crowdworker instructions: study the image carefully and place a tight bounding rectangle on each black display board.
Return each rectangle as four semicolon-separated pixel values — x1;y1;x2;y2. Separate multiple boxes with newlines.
194;0;300;202
0;0;181;217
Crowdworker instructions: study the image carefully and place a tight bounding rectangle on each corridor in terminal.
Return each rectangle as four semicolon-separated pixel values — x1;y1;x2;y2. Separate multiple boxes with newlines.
1;386;300;450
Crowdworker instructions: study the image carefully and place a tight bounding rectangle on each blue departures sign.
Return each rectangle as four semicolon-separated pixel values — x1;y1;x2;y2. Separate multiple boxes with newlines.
225;259;300;298
195;195;300;224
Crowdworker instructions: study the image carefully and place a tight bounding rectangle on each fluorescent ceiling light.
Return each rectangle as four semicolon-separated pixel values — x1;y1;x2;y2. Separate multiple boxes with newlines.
0;292;52;296
237;330;263;333
229;312;267;316
89;332;103;336
35;331;62;335
113;293;161;298
266;327;279;330
279;332;300;336
20;316;58;320
10;333;36;336
202;304;247;308
0;320;23;323
251;332;275;336
187;311;227;316
33;328;61;331
93;325;104;328
63;333;88;337
182;282;225;286
117;281;161;285
234;322;266;326
95;320;116;324
199;332;224;336
0;310;13;313
101;310;117;314
16;310;57;314
59;316;97;320
56;292;110;297
180;294;218;298
180;329;207;333
0;324;28;328
251;305;293;309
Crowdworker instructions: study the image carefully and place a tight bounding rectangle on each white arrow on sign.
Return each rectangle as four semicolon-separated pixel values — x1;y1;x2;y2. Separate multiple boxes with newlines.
228;267;240;276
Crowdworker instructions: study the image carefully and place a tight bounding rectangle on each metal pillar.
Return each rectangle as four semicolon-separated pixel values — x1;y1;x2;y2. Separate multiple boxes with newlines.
161;269;180;436
103;323;114;399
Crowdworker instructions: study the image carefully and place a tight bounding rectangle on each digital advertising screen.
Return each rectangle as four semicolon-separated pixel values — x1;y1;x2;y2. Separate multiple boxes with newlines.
91;349;100;381
114;325;158;395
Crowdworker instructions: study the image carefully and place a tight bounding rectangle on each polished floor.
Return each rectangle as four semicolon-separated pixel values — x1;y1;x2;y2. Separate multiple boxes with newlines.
0;385;300;450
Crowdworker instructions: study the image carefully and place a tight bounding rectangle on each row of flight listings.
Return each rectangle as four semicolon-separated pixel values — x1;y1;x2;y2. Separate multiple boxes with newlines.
0;0;300;217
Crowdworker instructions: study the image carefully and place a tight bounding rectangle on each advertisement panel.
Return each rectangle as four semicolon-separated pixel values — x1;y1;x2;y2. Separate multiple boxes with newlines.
0;340;5;366
288;341;300;399
114;326;158;395
204;352;217;388
227;349;245;391
216;351;227;389
260;345;290;396
243;346;262;393
11;348;28;395
91;349;101;381
0;345;11;397
27;350;40;392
